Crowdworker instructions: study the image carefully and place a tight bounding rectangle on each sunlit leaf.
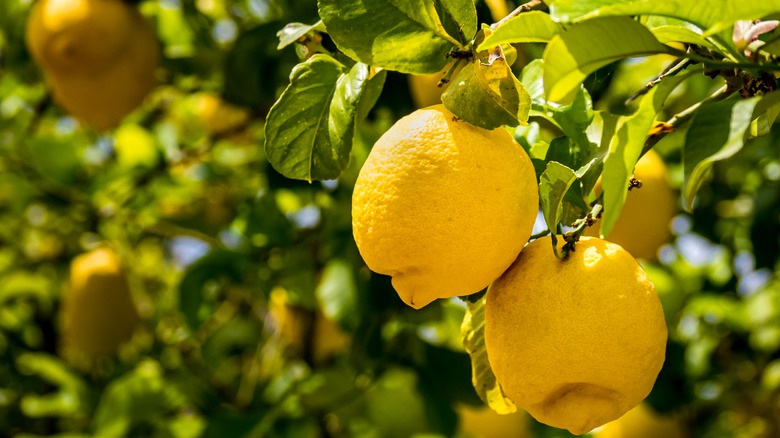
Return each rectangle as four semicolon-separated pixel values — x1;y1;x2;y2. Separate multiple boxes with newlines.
548;0;780;33
543;16;669;103
318;0;475;74
276;21;325;50
476;11;564;51
600;71;690;236
265;55;376;181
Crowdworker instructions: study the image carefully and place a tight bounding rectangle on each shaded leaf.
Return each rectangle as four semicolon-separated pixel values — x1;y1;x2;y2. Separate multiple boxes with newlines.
179;250;250;330
543;16;669;103
461;295;516;414
539;161;579;234
683;91;780;210
442;57;531;129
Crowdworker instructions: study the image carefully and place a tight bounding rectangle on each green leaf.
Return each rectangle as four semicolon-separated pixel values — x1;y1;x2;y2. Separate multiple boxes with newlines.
519;59;545;105
318;0;475;74
94;361;204;437
17;353;88;418
276;21;325;50
539;161;579;235
551;86;594;148
442;57;531;129
549;0;780;32
650;25;719;51
357;69;388;121
543;16;669;103
682;91;780;211
476;11;564;51
179;250;250;330
265;55;374;181
316;259;360;331
600;73;688;236
461;295;516;414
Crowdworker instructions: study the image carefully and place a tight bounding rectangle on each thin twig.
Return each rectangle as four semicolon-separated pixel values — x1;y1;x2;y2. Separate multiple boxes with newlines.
491;0;546;30
641;82;737;157
626;57;691;104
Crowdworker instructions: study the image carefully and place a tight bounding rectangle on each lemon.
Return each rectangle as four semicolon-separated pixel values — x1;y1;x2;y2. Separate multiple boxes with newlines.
457;404;529;438
352;104;538;309
191;92;250;136
589;150;676;260
594;403;686;438
25;0;135;76
484;236;667;435
26;0;158;130
60;247;140;358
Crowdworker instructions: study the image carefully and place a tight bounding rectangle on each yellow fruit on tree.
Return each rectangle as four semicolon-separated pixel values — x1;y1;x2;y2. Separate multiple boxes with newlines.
484;236;667;435
61;247;140;358
456;404;529;438
192;92;250;136
352;104;538;309
594;403;686;438
26;0;158;130
588;150;676;260
26;0;135;76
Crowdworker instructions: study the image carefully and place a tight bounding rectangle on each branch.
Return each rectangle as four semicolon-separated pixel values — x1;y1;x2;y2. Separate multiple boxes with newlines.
491;0;546;30
641;82;737;157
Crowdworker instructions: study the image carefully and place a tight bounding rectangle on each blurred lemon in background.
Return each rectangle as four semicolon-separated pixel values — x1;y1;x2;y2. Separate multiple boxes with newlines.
60;247;140;359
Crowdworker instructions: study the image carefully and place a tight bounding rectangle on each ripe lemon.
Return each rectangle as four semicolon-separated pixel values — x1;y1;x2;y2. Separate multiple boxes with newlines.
456;404;529;438
352;104;538;309
484;236;667;435
589;150;676;260
594;403;686;438
192;92;250;136
26;0;158;130
60;247;140;358
26;0;135;76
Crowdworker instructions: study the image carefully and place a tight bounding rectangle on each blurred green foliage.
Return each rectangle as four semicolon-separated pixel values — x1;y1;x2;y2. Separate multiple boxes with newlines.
2;0;780;437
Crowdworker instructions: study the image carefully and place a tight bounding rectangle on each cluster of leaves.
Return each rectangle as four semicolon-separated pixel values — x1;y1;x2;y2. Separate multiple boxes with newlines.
2;0;780;437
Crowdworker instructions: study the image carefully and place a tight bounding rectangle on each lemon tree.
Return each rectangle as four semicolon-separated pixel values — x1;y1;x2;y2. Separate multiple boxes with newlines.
3;0;780;437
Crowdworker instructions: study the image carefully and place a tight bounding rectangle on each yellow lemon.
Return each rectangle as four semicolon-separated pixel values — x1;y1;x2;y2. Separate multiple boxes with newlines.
25;0;135;76
191;92;250;136
27;0;158;130
352;104;538;309
457;404;529;438
61;247;140;358
594;403;686;438
589;150;676;260
484;236;667;435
